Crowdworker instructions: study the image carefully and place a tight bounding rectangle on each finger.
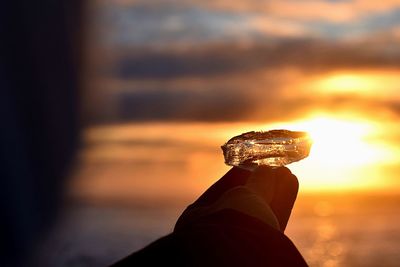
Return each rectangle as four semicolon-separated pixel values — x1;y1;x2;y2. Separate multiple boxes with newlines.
269;167;299;232
175;167;251;231
211;186;280;230
245;166;277;204
188;167;252;208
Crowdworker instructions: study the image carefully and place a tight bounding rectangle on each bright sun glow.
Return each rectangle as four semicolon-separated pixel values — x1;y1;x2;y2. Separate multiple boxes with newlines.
268;116;391;191
293;117;377;167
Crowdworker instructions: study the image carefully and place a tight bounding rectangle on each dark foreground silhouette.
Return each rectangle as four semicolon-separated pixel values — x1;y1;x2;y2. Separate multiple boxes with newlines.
1;1;82;266
111;167;308;266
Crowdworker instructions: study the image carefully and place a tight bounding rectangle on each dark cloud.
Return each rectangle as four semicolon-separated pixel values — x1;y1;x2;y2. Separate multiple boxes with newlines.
110;37;400;79
90;85;400;123
115;89;257;121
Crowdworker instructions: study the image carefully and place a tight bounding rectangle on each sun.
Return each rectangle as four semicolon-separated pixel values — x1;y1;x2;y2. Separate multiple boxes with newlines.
297;117;377;168
267;116;388;191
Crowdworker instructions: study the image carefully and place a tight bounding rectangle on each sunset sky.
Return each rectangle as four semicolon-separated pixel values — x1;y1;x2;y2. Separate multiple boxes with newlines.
78;0;400;198
89;0;400;122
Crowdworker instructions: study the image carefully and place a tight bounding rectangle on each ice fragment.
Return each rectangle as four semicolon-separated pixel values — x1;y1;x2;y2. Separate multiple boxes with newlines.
221;130;312;167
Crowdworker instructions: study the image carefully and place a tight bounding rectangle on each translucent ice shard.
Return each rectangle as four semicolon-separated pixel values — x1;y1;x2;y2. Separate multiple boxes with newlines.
221;130;312;167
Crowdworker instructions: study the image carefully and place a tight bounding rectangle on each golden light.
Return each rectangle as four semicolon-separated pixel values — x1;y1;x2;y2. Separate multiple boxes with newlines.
308;70;400;99
317;74;373;93
268;115;391;191
295;117;377;167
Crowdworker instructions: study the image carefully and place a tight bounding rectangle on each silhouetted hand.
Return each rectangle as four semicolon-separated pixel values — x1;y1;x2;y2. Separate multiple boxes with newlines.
111;166;307;267
175;166;299;232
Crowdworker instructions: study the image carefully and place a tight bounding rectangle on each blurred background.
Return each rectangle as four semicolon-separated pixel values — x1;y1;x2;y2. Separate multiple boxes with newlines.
4;0;400;266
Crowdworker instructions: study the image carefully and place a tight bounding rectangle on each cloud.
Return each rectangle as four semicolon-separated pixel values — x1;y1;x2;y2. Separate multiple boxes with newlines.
108;35;400;79
91;86;400;123
243;17;309;37
96;2;312;48
94;0;400;50
210;0;400;23
105;0;400;23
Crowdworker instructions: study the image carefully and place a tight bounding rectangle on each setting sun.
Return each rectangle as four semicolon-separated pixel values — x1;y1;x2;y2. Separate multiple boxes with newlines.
266;116;392;191
292;117;378;167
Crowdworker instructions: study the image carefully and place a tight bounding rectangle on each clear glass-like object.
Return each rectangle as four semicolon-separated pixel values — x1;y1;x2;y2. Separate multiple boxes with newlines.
221;130;312;168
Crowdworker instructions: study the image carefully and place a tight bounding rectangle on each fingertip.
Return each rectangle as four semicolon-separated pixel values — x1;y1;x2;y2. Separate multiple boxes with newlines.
274;167;299;192
273;166;292;176
188;166;252;208
252;165;274;178
230;166;253;177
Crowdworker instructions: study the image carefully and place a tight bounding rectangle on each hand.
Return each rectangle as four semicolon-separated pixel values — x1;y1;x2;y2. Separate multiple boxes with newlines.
111;167;306;267
175;166;299;232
